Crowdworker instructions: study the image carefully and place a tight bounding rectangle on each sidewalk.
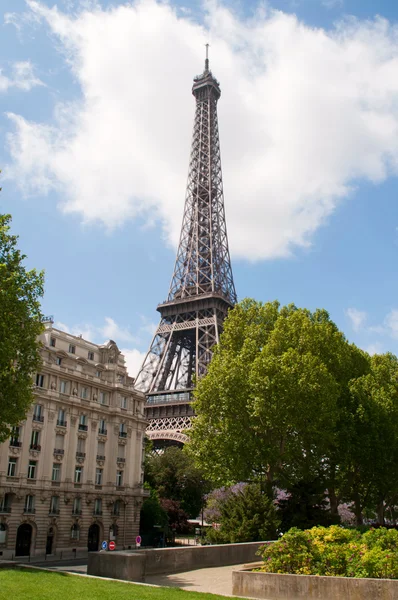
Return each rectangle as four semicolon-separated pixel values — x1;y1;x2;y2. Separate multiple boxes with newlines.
146;563;247;596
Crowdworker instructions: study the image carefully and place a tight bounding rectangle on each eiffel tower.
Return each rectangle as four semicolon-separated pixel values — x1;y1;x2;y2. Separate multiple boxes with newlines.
135;48;237;449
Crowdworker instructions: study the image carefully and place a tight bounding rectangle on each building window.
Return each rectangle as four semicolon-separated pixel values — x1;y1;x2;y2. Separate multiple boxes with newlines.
112;500;121;516
94;498;102;515
78;415;88;431
95;370;102;378
69;344;76;354
52;463;61;482
35;373;44;387
99;391;107;405
120;396;128;409
70;524;80;540
27;460;37;479
72;497;82;515
30;430;41;450
24;494;35;513
0;523;7;544
98;419;107;435
74;466;83;483
57;409;67;427
95;468;103;486
7;457;17;477
117;444;125;460
119;423;127;438
109;524;118;540
56;357;62;366
116;470;123;487
80;387;88;400
88;351;94;361
0;494;11;514
97;441;105;460
10;426;21;447
49;495;59;514
59;380;67;394
33;404;44;422
50;337;56;347
76;437;85;457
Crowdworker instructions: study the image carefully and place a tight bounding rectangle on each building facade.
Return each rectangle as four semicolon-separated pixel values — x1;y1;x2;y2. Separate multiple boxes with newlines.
0;318;148;558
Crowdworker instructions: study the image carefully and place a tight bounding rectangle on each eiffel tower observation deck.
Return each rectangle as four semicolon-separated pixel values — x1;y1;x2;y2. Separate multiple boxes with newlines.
135;49;237;449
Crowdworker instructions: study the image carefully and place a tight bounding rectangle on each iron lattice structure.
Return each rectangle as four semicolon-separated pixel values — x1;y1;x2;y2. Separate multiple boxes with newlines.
135;54;236;447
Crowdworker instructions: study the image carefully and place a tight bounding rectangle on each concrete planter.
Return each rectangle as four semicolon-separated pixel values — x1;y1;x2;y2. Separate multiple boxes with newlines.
88;541;266;582
232;568;398;600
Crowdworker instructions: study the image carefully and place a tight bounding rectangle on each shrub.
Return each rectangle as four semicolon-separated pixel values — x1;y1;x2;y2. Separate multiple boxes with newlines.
259;526;398;579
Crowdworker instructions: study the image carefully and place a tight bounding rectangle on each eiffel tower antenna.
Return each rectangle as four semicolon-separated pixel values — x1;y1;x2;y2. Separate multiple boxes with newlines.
135;54;237;449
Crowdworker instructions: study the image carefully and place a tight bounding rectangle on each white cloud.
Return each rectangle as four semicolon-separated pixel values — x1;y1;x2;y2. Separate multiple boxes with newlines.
100;317;136;343
384;309;398;340
365;342;384;355
0;61;42;92
6;2;398;260
346;308;367;332
121;348;147;379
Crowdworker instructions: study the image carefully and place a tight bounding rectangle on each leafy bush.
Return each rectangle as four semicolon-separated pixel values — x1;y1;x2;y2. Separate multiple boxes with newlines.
259;526;398;579
205;483;279;544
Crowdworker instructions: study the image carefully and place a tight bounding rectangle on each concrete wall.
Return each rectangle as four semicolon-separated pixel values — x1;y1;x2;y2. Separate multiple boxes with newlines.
88;541;266;582
232;569;398;600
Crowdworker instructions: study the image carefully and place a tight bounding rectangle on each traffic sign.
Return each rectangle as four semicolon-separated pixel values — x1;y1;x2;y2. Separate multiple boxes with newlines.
136;536;141;545
109;541;116;551
101;541;108;550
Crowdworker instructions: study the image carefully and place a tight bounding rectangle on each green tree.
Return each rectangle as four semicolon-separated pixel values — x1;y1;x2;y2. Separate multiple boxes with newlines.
0;213;44;441
206;483;279;544
340;353;398;524
139;485;167;534
145;446;208;517
189;299;368;497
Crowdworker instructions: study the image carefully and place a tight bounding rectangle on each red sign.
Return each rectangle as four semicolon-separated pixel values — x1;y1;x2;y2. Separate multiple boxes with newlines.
109;541;116;551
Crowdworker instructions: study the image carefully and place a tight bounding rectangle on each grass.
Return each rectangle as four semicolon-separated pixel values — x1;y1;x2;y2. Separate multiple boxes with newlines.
0;569;229;600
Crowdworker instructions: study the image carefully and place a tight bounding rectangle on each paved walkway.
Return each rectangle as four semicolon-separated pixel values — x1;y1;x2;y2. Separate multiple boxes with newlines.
47;562;248;596
146;563;247;596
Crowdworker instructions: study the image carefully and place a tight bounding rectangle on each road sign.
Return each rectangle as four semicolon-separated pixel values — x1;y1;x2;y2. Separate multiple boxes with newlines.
109;541;116;551
101;541;107;550
136;536;141;544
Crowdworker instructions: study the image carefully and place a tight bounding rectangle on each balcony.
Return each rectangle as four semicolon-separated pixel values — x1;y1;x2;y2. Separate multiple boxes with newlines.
76;452;86;458
0;507;11;514
72;509;82;515
78;424;88;432
53;448;64;455
30;444;41;451
9;440;21;448
117;457;126;463
57;420;67;427
119;431;127;438
23;508;35;514
93;510;102;516
98;429;107;436
49;509;60;515
96;455;105;461
33;415;44;423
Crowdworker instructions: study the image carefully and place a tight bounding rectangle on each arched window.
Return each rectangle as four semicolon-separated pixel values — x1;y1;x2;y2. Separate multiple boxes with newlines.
0;523;7;544
70;524;80;540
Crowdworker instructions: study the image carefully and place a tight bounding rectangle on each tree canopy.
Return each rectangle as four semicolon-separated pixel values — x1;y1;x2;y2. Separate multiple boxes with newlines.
144;445;209;517
188;299;398;525
0;213;44;441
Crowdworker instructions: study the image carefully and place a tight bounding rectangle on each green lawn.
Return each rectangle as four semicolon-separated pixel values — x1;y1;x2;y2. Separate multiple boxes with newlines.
0;569;229;600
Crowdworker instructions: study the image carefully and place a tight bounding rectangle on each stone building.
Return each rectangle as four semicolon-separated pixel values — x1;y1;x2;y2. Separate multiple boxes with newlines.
0;318;147;558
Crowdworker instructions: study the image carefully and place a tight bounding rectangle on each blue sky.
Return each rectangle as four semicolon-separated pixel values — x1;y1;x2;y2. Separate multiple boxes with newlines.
2;0;398;375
